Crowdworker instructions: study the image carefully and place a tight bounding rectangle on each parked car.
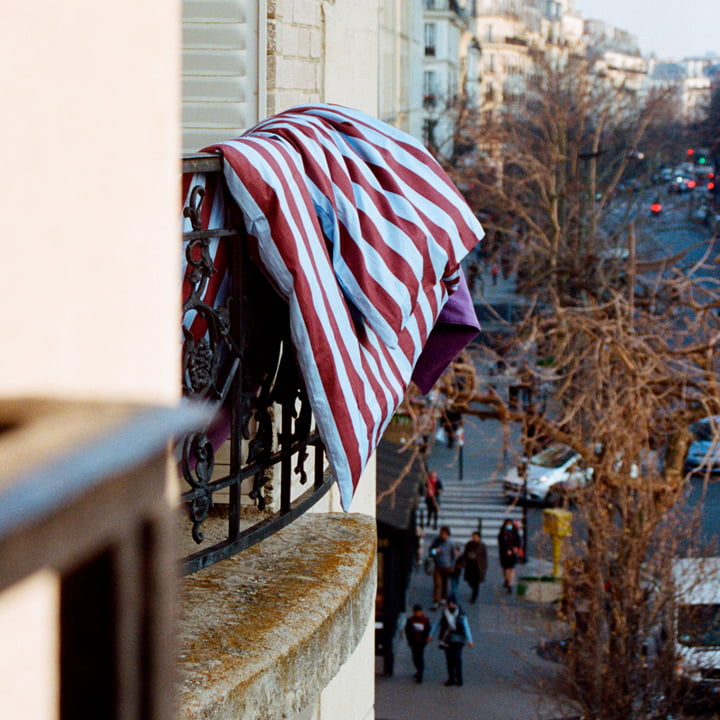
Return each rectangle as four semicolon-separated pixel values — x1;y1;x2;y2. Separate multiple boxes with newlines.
503;444;593;505
685;416;720;475
673;557;720;703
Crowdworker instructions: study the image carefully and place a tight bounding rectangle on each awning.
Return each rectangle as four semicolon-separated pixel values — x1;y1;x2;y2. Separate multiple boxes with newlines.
376;439;424;531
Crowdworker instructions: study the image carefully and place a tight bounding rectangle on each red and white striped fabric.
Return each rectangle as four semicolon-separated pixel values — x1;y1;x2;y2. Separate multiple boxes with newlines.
204;104;484;510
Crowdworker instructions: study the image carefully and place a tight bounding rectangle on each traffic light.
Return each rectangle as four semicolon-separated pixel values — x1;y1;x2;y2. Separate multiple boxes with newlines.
687;148;695;157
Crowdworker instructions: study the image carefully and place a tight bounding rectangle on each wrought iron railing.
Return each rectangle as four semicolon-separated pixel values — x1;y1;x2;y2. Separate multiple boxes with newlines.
179;154;333;575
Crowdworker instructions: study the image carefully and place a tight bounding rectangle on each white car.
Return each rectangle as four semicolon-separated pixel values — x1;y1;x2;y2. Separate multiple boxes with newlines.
503;444;592;505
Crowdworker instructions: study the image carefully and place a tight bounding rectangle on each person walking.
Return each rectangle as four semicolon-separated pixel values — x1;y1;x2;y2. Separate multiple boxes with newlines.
424;470;440;529
461;531;488;603
404;604;431;683
428;594;473;686
498;519;521;593
429;526;456;609
449;544;464;599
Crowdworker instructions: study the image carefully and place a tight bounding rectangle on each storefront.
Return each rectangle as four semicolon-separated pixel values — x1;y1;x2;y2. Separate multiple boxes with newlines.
375;439;425;676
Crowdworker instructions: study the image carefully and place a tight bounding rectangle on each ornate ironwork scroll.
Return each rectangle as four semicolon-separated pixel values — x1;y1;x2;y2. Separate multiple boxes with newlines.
179;155;333;574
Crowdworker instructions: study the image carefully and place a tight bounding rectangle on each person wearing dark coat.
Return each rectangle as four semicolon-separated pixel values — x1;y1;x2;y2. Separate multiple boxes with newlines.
498;519;521;593
404;604;431;683
461;531;488;603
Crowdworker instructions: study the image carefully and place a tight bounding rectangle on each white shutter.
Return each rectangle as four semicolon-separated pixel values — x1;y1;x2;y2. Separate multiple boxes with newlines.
182;0;266;153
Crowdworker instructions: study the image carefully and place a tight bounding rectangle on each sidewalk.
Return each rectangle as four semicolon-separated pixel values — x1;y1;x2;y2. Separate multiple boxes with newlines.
375;556;569;720
375;273;570;719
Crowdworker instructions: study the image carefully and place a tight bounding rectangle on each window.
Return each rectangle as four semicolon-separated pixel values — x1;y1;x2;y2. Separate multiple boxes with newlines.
423;70;437;98
424;23;436;56
181;0;263;153
486;24;494;43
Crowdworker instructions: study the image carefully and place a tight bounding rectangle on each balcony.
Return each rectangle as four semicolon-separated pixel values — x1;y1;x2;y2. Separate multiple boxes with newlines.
180;154;336;575
178;155;377;720
0;398;209;720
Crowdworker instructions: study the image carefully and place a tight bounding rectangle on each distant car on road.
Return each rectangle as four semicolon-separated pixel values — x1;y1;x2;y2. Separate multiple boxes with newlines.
503;444;593;505
685;416;720;475
668;176;693;194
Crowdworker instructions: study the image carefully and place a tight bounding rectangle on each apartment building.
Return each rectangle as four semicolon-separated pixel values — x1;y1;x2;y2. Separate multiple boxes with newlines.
421;0;480;152
584;19;647;94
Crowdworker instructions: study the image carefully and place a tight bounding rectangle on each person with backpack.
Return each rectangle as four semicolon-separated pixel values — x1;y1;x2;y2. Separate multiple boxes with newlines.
424;470;440;529
404;604;431;683
428;594;473;686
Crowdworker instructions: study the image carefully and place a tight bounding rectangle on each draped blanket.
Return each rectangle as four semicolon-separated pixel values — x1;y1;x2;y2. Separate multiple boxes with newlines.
204;104;483;509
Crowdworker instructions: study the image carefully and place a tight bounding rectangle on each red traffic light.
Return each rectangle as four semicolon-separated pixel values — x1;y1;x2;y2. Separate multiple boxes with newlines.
687;179;697;189
687;148;695;155
709;182;716;191
651;202;662;213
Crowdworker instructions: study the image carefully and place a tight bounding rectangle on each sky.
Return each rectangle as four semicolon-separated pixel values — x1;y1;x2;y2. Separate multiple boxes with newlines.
574;0;720;61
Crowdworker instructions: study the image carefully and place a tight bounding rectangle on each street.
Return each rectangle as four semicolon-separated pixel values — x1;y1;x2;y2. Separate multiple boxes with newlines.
376;411;569;720
376;201;720;717
376;392;720;720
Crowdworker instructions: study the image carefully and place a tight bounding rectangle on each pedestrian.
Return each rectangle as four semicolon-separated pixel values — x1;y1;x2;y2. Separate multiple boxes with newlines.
461;531;488;603
428;594;473;686
429;526;456;609
404;604;431;683
498;519;522;593
424;470;440;529
450;544;464;598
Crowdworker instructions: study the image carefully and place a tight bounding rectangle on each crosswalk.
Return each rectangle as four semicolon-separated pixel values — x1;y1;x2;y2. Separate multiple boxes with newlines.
418;476;523;549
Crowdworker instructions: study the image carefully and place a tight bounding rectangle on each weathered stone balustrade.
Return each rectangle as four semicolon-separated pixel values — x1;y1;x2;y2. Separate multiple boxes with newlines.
177;512;376;720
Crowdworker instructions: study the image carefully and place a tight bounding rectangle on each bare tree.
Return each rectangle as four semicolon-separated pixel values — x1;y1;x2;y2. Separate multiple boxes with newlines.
439;55;679;305
403;57;720;718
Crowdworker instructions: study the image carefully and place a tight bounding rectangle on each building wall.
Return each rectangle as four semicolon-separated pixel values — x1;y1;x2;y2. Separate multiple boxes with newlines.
182;0;379;152
379;0;424;138
0;571;59;720
0;1;181;717
181;5;379;719
1;0;181;406
322;0;380;114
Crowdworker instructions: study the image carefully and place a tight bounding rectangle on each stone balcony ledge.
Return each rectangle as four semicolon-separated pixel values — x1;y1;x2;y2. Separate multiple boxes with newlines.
177;512;377;720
